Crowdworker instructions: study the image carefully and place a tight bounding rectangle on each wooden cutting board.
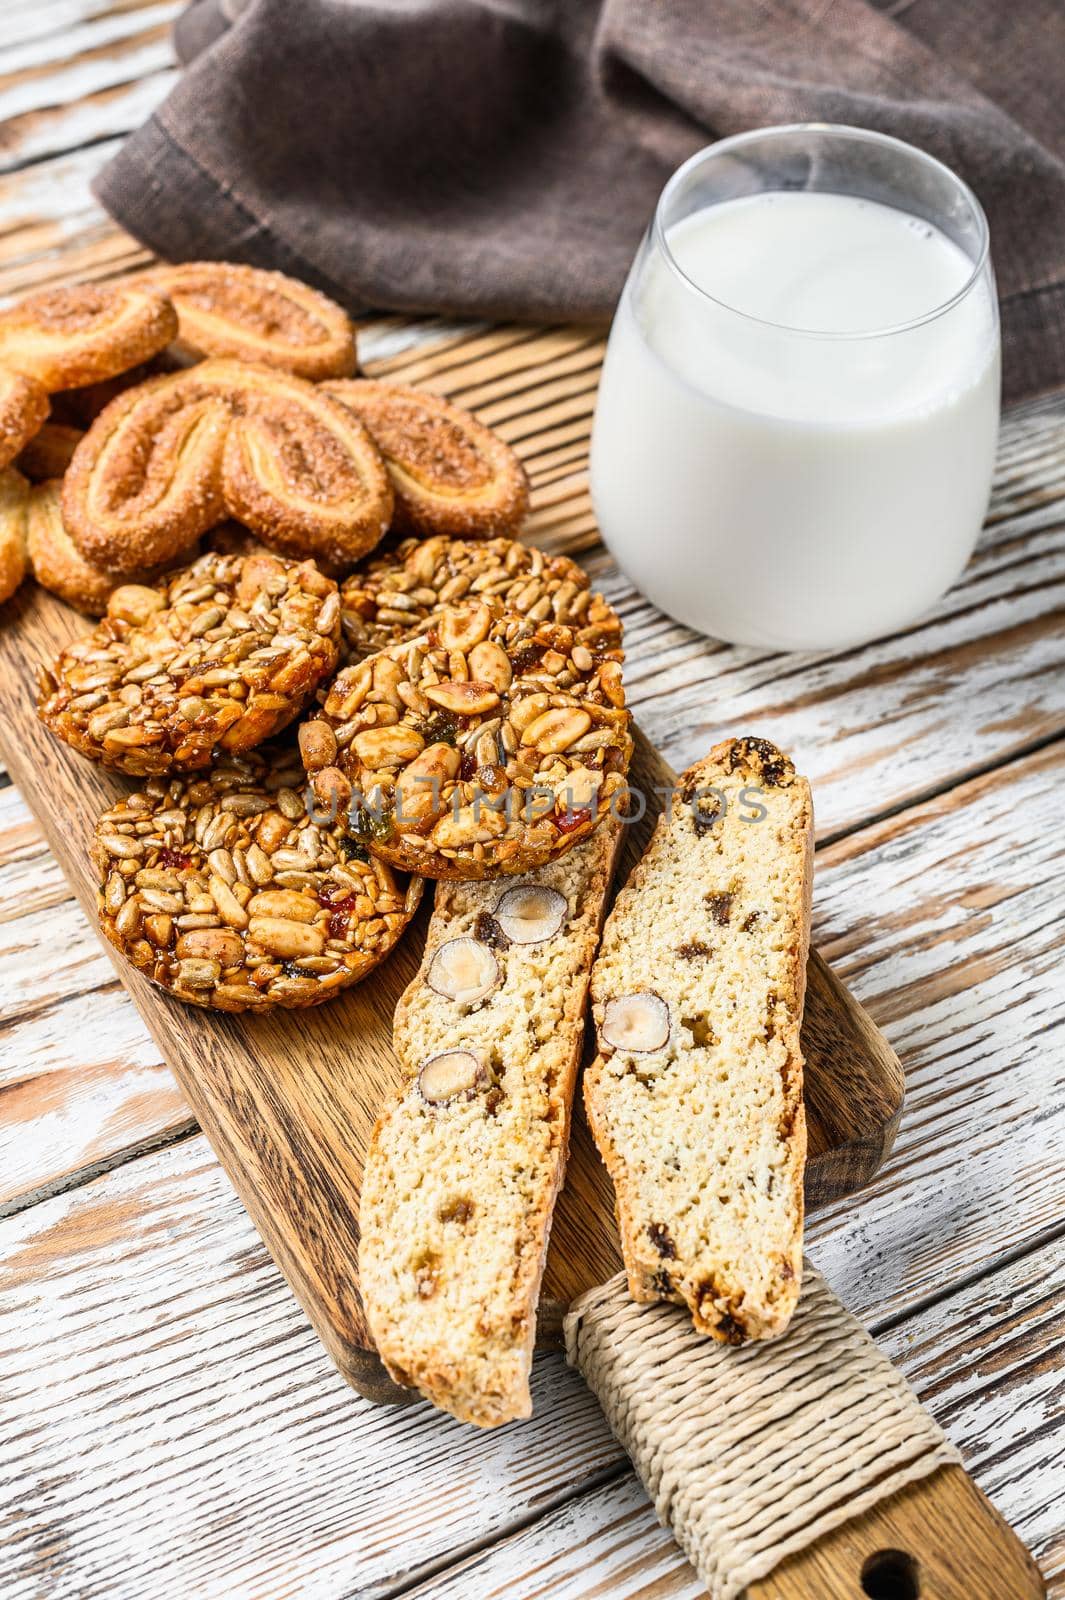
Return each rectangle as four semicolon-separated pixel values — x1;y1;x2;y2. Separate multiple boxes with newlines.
0;577;904;1401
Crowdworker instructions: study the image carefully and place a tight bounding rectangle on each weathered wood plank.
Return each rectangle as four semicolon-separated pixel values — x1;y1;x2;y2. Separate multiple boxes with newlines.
0;1139;620;1600
0;142;153;296
1;1136;1058;1600
1;742;1063;1596
402;1232;1065;1598
0;1;178;177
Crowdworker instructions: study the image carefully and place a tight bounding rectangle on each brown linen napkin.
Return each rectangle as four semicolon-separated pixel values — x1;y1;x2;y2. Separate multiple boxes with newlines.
96;0;1065;402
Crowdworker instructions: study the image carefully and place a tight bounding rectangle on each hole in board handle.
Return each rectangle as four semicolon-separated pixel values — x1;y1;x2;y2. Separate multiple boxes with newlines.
861;1548;921;1600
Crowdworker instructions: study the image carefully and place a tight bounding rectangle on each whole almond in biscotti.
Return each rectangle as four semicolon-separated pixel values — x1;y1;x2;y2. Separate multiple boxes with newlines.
340;534;622;662
584;737;813;1345
360;816;623;1427
91;745;421;1012
298;598;631;880
323;380;529;539
37;549;340;775
61;359;392;576
136;262;357;380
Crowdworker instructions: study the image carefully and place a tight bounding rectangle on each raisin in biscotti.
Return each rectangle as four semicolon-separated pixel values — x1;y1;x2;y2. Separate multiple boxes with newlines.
360;816;622;1426
584;737;813;1344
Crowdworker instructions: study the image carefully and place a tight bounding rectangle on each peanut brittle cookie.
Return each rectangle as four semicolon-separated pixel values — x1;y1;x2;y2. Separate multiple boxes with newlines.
340;535;622;661
323;380;529;540
0;282;177;393
299;599;631;879
38;550;340;775
62;359;392;575
137;262;357;379
92;747;422;1012
0;466;31;605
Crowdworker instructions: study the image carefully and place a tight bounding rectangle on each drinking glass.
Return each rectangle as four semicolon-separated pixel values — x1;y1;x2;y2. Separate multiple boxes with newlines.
590;124;1000;651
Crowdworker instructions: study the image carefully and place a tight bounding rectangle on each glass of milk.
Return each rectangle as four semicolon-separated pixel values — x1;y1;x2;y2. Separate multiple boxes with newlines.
590;124;1000;650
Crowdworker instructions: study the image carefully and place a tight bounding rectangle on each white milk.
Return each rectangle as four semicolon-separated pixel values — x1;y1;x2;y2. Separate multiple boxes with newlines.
590;192;1000;650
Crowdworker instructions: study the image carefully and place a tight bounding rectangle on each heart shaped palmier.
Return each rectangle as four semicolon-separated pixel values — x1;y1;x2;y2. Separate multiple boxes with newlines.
62;359;394;576
0;369;50;471
0;282;178;472
135;262;357;380
323;380;529;540
0;282;178;393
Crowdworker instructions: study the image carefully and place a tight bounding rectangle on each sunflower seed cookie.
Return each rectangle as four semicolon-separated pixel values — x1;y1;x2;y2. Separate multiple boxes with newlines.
324;380;529;539
361;817;622;1426
92;747;422;1011
62;359;392;576
584;737;813;1345
38;550;340;775
299;600;631;879
340;534;622;661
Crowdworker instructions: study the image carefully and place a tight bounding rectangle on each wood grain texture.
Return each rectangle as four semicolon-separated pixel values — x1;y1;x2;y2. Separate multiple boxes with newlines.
3;1141;1058;1600
0;576;903;1391
752;1466;1045;1599
399;1234;1065;1600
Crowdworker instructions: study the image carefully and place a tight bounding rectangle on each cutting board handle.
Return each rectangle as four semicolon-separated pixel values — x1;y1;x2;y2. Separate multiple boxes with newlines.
565;1268;1045;1600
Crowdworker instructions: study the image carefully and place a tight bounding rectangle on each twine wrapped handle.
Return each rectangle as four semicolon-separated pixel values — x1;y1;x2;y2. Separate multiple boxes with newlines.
564;1264;960;1600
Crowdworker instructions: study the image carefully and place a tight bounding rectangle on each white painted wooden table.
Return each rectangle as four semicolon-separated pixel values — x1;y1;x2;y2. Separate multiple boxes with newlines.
0;7;1063;1597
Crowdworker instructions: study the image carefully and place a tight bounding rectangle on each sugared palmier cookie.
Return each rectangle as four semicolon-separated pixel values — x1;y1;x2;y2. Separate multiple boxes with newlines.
25;479;167;616
323;381;529;540
92;747;422;1012
136;262;357;380
340;535;622;661
299;599;631;880
0;368;49;471
16;421;84;482
62;359;392;576
0;283;177;393
0;467;30;605
38;550;340;775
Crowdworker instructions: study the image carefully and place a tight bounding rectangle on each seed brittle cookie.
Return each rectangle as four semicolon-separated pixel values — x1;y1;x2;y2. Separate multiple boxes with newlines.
137;263;357;380
340;535;622;661
63;359;393;576
38;550;340;775
323;380;529;540
92;747;422;1012
299;599;631;879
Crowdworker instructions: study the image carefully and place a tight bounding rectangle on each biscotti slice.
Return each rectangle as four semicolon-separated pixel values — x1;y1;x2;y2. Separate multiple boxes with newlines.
584;737;812;1344
360;815;622;1426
